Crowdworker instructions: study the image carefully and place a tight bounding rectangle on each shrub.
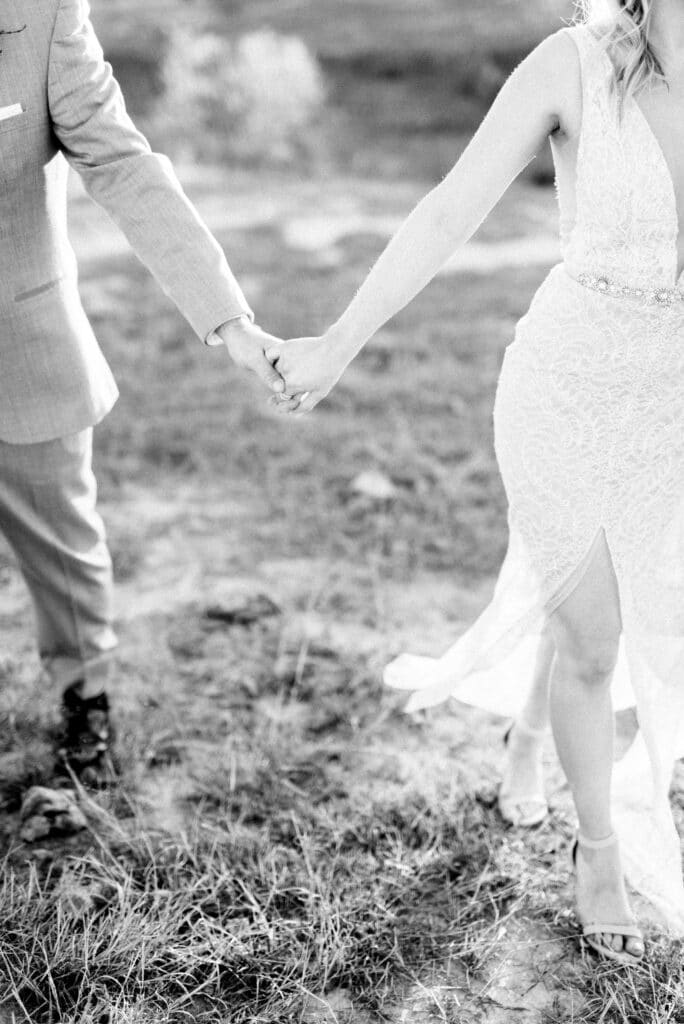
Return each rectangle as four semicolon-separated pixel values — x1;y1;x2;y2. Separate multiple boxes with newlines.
155;27;327;165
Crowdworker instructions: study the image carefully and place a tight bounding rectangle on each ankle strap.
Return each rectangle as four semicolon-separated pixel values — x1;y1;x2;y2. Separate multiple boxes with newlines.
576;829;617;850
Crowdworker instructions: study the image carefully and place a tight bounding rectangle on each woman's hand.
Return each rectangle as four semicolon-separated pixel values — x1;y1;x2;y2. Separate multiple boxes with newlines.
265;333;352;414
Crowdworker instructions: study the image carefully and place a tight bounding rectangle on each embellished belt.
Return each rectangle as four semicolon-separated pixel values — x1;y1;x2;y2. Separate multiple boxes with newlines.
573;270;684;307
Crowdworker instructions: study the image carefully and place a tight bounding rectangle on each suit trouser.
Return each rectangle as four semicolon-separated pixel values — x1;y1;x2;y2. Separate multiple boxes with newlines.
0;428;117;691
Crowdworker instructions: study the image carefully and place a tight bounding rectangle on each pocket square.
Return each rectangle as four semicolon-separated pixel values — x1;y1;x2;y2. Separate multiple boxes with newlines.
0;103;23;122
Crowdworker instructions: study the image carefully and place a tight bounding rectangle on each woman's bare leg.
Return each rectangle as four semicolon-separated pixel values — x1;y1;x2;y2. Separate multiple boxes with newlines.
546;528;643;958
501;624;555;817
521;620;556;727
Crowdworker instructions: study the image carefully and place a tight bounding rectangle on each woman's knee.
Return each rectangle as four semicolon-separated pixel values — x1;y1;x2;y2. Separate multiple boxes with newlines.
547;529;622;687
553;624;620;686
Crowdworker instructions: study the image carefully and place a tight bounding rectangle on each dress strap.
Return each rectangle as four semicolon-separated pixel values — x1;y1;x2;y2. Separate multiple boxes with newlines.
561;23;618;142
561;23;611;83
560;23;593;59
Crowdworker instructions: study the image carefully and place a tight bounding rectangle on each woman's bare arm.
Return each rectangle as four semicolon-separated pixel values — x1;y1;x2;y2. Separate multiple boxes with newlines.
268;28;580;411
330;29;578;351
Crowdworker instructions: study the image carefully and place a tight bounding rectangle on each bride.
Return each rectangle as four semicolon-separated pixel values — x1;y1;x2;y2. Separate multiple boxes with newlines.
268;0;684;963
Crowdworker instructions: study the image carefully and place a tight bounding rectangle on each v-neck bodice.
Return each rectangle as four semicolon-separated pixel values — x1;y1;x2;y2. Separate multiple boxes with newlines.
560;24;684;290
631;97;684;285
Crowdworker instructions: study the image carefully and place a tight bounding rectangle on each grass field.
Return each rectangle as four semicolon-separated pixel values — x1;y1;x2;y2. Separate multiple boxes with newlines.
1;1;684;1022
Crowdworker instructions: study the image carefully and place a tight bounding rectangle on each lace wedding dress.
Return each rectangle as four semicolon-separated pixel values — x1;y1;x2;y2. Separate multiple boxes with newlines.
384;22;684;935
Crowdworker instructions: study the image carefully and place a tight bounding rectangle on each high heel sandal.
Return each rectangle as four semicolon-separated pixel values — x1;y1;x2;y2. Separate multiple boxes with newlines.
497;717;549;827
571;830;645;965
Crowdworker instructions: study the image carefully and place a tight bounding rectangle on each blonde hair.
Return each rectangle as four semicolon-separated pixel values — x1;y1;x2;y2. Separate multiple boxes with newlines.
575;0;667;110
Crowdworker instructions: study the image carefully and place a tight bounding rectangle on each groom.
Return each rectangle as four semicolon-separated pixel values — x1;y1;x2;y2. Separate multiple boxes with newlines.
0;0;286;785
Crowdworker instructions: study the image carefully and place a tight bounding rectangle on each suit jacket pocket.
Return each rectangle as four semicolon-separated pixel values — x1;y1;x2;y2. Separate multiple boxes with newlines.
0;105;27;136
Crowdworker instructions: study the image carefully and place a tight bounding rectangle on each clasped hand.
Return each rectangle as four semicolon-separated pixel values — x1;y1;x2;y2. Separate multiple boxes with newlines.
216;318;349;416
265;333;350;415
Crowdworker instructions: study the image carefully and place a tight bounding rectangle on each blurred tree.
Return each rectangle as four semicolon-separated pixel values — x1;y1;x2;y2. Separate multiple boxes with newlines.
152;27;327;165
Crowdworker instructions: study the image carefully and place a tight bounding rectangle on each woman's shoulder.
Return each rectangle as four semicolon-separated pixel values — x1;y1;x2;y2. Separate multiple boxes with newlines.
521;26;582;78
514;27;587;137
518;26;583;101
537;24;589;64
525;22;615;90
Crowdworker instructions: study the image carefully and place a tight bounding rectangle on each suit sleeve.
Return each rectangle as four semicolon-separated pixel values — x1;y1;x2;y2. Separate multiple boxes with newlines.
47;0;254;342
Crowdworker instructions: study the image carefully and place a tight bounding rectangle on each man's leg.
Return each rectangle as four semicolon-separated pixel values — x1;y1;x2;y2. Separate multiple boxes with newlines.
0;428;118;780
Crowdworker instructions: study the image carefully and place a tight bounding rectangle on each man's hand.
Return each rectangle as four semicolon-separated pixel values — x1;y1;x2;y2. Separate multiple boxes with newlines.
215;317;286;394
265;333;352;414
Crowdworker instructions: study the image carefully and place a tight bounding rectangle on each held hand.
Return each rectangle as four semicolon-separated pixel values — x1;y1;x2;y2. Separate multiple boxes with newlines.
265;333;351;414
215;317;286;394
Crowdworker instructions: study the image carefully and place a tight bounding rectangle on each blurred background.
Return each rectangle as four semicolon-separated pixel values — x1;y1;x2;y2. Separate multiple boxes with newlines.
96;0;571;177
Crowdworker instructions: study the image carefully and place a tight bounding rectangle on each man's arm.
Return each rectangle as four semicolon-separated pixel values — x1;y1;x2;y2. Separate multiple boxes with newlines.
47;0;283;390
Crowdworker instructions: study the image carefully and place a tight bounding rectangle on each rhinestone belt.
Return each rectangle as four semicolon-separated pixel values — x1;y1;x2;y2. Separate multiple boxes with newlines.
574;270;684;306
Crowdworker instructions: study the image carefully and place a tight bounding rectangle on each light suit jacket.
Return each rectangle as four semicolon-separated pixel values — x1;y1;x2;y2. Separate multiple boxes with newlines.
0;0;253;443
